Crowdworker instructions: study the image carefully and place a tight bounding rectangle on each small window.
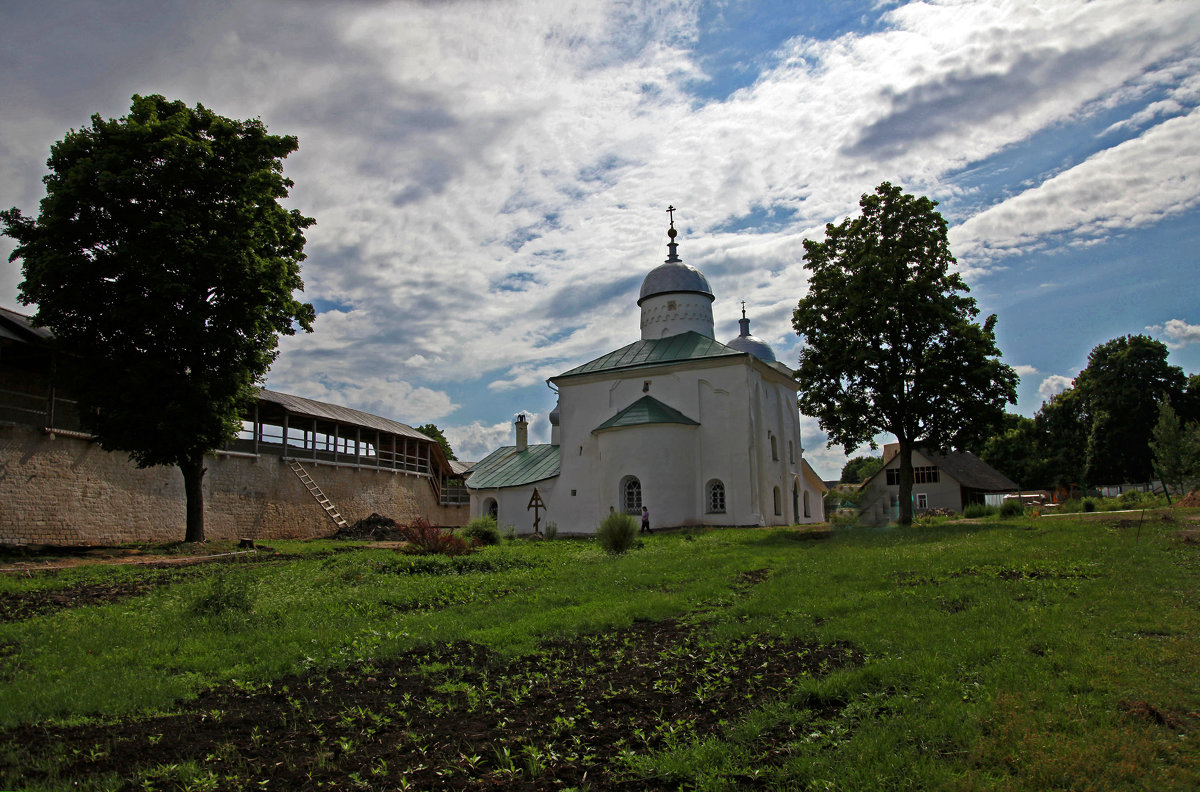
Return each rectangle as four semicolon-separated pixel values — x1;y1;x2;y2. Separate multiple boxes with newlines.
788;440;794;464
484;498;498;520
803;490;811;518
916;493;928;509
622;476;642;514
707;480;726;513
773;486;782;516
770;435;778;461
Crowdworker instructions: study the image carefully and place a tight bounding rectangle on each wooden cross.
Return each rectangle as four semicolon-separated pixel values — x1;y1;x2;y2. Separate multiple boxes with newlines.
527;487;546;534
666;205;676;227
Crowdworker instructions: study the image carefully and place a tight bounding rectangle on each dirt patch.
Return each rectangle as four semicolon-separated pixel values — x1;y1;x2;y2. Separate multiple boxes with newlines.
1117;699;1199;730
1;617;861;790
0;544;267;575
0;553;285;623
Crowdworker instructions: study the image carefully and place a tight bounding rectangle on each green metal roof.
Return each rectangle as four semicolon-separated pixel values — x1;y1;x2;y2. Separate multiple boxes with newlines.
465;443;560;490
555;331;742;379
593;395;700;433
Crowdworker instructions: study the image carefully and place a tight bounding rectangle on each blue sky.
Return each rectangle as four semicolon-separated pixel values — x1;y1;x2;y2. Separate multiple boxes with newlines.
2;0;1198;480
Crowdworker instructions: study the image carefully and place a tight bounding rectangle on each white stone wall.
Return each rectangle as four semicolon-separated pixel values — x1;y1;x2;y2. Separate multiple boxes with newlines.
638;293;715;339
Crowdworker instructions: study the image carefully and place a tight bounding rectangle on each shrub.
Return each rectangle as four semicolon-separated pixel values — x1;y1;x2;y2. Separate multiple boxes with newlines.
596;511;638;554
963;503;996;519
1082;498;1096;512
500;524;516;541
397;517;471;556
460;516;500;546
998;499;1024;518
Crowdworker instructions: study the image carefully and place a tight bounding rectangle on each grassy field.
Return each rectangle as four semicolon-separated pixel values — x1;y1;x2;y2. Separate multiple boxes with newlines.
0;511;1197;790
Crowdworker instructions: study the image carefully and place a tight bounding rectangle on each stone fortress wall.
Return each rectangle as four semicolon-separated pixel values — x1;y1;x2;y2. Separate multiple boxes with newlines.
0;423;466;546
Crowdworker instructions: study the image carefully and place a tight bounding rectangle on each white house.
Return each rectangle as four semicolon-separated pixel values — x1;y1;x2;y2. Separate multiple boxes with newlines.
466;218;826;533
858;443;1018;524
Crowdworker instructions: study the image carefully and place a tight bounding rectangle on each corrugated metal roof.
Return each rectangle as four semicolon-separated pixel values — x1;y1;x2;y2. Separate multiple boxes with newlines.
593;395;699;432
555;331;742;379
465;444;561;490
0;307;55;345
255;389;431;441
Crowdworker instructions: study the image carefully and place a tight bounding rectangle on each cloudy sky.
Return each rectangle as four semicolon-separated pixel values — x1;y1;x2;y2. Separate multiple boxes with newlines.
2;0;1199;479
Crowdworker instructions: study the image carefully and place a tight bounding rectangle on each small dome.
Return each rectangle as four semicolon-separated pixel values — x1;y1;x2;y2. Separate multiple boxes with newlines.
726;333;777;363
638;261;714;306
726;312;776;362
549;402;561;426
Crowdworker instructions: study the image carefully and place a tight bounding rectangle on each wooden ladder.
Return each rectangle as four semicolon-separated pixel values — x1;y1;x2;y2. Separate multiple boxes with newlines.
288;460;349;529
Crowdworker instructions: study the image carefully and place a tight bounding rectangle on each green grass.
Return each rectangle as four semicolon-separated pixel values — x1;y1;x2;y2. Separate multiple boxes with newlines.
2;515;1198;789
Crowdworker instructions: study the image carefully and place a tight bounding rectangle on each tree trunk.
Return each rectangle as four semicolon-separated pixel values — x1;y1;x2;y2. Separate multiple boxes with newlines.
181;454;206;543
897;440;914;526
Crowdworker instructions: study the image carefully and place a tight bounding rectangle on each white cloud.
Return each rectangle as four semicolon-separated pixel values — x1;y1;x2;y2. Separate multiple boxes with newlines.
1038;375;1075;401
1147;318;1200;349
1013;364;1038;378
445;407;549;462
3;0;1200;440
950;109;1200;268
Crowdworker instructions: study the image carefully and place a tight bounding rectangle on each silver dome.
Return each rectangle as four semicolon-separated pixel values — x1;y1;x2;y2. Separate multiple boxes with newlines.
726;314;776;362
637;261;714;306
726;334;777;363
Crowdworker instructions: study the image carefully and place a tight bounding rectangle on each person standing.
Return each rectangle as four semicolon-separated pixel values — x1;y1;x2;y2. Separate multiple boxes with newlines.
641;506;652;533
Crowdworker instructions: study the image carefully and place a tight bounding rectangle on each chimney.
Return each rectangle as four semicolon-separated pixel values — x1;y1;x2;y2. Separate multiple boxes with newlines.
515;414;528;451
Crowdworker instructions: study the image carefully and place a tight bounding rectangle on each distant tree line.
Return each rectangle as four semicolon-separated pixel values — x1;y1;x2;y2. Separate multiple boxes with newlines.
978;335;1200;492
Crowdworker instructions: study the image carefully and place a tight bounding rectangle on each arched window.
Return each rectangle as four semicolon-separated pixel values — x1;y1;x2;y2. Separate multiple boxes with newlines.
707;480;726;514
484;498;498;520
770;434;779;461
773;486;782;516
793;480;800;521
803;490;811;519
622;476;642;514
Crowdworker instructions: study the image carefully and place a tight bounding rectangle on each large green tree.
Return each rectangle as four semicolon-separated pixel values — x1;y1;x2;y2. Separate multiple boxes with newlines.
978;413;1048;490
416;423;457;461
840;455;883;484
793;182;1018;525
1074;335;1185;484
2;94;316;542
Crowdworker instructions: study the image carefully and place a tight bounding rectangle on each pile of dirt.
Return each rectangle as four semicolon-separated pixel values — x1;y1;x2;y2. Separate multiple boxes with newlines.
1175;490;1200;508
335;512;405;541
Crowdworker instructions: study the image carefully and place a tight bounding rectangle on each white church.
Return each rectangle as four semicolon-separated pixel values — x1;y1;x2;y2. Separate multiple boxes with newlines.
466;214;826;533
